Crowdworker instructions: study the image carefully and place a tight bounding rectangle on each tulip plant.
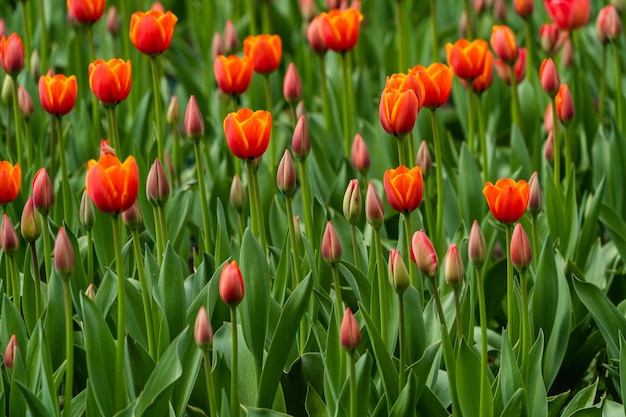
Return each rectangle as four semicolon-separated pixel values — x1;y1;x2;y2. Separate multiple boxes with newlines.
1;0;626;416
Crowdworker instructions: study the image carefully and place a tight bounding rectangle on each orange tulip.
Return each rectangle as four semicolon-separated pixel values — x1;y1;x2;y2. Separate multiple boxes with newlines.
88;58;132;105
38;74;78;116
379;88;419;137
490;25;518;63
410;63;454;108
129;9;178;56
85;154;139;213
385;72;425;107
483;178;529;224
213;55;254;94
0;33;24;76
319;8;363;52
544;0;589;31
555;83;574;123
383;165;423;213
67;0;105;24
472;50;494;93
224;108;272;160
446;39;489;80
243;34;282;74
0;161;21;205
513;0;534;17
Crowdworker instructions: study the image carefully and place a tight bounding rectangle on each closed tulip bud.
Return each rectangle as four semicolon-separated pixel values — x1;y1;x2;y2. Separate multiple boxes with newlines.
1;214;18;255
539;24;567;56
468;220;487;267
597;5;622;44
122;200;143;230
277;150;296;197
85;283;97;301
2;75;14;103
185;95;205;141
544;131;554;163
494;0;507;21
511;223;532;272
230;175;247;213
343;179;361;225
411;230;438;277
0;20;5;40
540;58;560;96
80;190;96;231
30;50;40;79
54;227;74;279
4;335;18;369
283;63;302;103
416;140;432;176
490;25;519;63
211;32;226;60
18;85;33;118
562;38;574;67
388;249;410;294
296;101;306;119
444;244;464;287
219;261;245;306
365;182;384;229
473;0;487;14
528;172;542;216
146;158;170;207
21;197;42;242
107;6;121;36
32;168;54;215
340;308;361;352
544;102;554;133
167;96;179;124
194;306;213;350
0;33;25;77
322;221;342;266
292;115;311;161
327;0;341;8
307;16;328;55
300;0;317;21
224;20;239;53
351;133;370;174
555;84;574;123
513;0;533;18
100;139;116;156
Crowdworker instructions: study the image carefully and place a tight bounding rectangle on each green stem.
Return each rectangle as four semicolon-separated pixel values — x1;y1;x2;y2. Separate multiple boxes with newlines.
453;286;463;345
152;207;163;262
524;18;534;83
105;106;121;154
396;1;406;72
245;161;260;240
171;123;182;188
564;124;572;189
42;213;52;280
131;229;155;358
237;212;246;241
396;137;406;167
403;213;421;302
599;45;607;123
54;116;72;224
476;265;489;417
203;350;218;417
297;160;315;249
150;57;165;163
429;276;446;329
467;86;475;153
476;95;488;184
62;279;74;417
157;205;169;256
430;0;438;62
331;266;344;329
11;78;24;170
505;224;518;341
5;106;11;158
285;196;303;286
531;215;539;270
350;224;360;269
21;2;31;73
319;56;332;134
193;141;213;254
407;132;415;168
349;352;357;417
374;228;388;348
398;293;406;390
30;242;42;319
24;119;33;168
431;110;445;253
230;306;239;417
113;215;127;410
9;256;19;313
119;0;135;119
86;26;100;139
87;229;94;284
552;96;561;188
423;177;434;240
510;65;522;134
341;52;351;158
613;42;624;133
245;0;258;35
261;0;271;33
520;269;530;382
38;0;48;74
249;164;268;252
263;75;275;171
463;0;473;39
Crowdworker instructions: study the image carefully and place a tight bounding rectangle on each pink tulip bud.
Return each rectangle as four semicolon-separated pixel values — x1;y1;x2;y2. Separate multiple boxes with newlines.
416;140;432;176
513;0;533;18
343;179;361;225
544;131;554;163
18;85;33;118
556;84;574;123
562;38;574;68
167;96;179;124
493;0;507;21
292;115;311;161
121;199;142;230
54;227;75;279
597;5;621;44
277;150;296;197
300;0;317;21
322;221;342;266
224;20;239;53
411;230;437;277
283;63;302;104
388;248;410;294
219;261;245;306
99;139;116;157
544;102;554;133
32;167;54;215
340;307;361;351
365;182;384;229
351;133;370;174
185;95;205;141
4;334;18;369
307;16;328;55
528;172;542;216
194;306;214;350
230;175;247;213
211;32;226;60
539;24;567;56
473;0;487;14
85;283;97;301
444;244;464;287
1;214;18;255
21;197;41;242
468;220;487;267
146;158;170;207
540;58;560;96
511;223;532;272
106;6;121;36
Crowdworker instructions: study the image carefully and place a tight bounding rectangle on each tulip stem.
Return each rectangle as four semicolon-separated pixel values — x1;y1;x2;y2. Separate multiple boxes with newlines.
331;266;344;330
156;206;169;259
23;119;33;169
453;286;463;345
193;140;213;255
520;269;531;383
319;56;332;135
263;75;276;172
524;18;534;83
11;78;24;171
21;2;31;72
396;137;406;167
86;25;101;139
153;207;163;262
54;116;72;225
476;264;490;417
403;213;421;301
613;42;624;133
245;0;258;35
531;215;539;270
245;161;260;241
350;224;360;269
203;350;218;417
476;94;488;184
463;0;473;39
510;65;523;135
42;213;52;281
9;256;20;313
431;109;445;254
62;278;74;417
105;106;121;155
429;276;446;330
171;122;182;189
119;0;134;119
505;224;518;341
285;196;303;287
564;124;572;189
29;242;42;319
113;215;128;410
249;163;268;253
398;293;406;390
150;57;165;163
297;160;316;249
599;45;607;123
261;0;271;34
38;0;48;74
349;351;357;417
430;0;438;62
552;96;561;188
131;229;156;358
396;0;406;72
230;306;240;417
374;228;388;348
467;86;475;153
341;52;351;158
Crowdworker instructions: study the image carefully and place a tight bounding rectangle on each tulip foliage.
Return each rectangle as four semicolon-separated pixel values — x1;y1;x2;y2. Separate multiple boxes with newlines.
0;0;625;416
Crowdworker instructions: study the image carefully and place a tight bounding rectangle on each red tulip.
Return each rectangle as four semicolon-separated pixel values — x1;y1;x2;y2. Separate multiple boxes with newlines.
223;108;272;160
129;9;178;55
543;0;589;31
88;58;132;105
67;0;106;24
85;154;139;213
38;74;78;116
243;34;282;74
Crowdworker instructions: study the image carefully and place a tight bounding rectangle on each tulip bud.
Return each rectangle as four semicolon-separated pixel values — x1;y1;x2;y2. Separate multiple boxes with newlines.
1;214;18;255
210;31;225;60
277;150;296;197
85;283;97;301
32;168;54;215
556;84;574;123
539;58;560;96
340;307;361;352
411;230;438;277
167;96;179;124
2;75;14;103
122;199;143;230
1;33;25;76
351;133;370;174
490;25;519;63
185;95;205;141
473;0;487;14
597;5;621;44
444;244;464;287
0;20;5;40
544;131;554;163
30;49;40;79
468;220;487;267
322;221;342;267
54;227;75;279
100;139;116;157
21;197;42;242
416;140;432;176
18;85;33;118
510;223;532;272
283;63;302;104
224;20;239;53
146;158;170;207
106;6;121;36
513;0;533;18
544;102;554;133
327;0;341;9
493;0;507;21
307;16;328;55
365;182;384;229
230;175;247;213
528;172;542;216
291;115;311;161
194;306;213;350
388;249;410;294
562;38;573;68
296;100;306;119
80;190;96;231
343;179;361;225
300;0;317;21
539;24;566;56
219;261;245;306
4;334;18;369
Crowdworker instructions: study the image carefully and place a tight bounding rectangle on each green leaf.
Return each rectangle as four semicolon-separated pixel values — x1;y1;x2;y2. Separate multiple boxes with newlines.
547;391;570;417
213;198;231;265
458;143;484;229
500;388;523;417
500;330;524;409
305;385;328;417
16;381;54;417
389;372;419;417
456;338;482;417
528;332;547;417
239;229;270;378
620;334;626;417
244;407;291;417
560;379;598;417
415;384;449;417
157;243;186;341
575;178;605;267
45;271;67;368
510;126;532;181
257;275;313;408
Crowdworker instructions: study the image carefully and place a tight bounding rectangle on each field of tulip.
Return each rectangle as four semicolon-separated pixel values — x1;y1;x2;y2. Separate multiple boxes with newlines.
1;0;626;416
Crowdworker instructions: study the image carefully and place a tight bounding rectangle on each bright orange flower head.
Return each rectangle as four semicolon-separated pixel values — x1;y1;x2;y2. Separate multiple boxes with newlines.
490;25;518;63
0;33;24;76
224;108;272;160
0;161;21;205
379;88;419;138
214;55;254;95
410;63;454;108
555;83;574;123
67;0;105;24
483;178;530;224
243;34;282;74
446;39;489;80
471;50;494;93
544;0;589;31
88;58;132;106
513;0;534;17
38;74;78;116
319;8;363;52
385;72;425;107
86;154;139;214
383;165;423;214
129;9;178;56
